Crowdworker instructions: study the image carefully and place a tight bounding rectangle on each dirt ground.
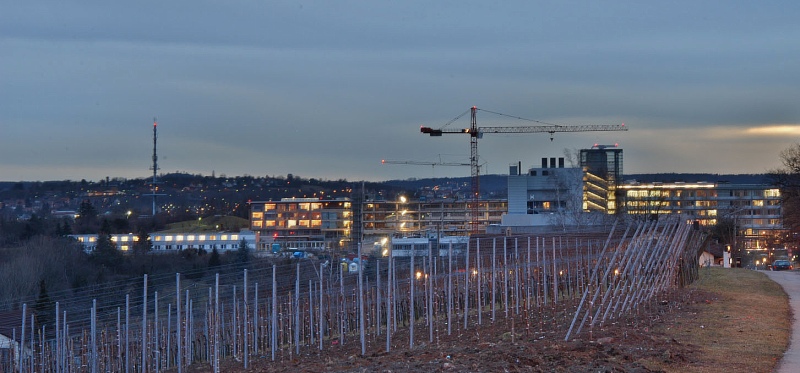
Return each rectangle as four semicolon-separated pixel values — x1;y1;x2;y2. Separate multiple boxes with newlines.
187;288;713;373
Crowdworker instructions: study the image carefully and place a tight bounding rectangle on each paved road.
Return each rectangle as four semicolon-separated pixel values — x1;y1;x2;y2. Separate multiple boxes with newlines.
763;270;800;373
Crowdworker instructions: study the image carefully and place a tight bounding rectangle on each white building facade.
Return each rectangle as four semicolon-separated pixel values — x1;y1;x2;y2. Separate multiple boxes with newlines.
70;231;256;253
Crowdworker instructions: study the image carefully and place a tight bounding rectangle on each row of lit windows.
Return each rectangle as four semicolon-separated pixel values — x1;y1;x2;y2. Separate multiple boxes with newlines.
253;220;327;228
151;244;231;250
255;201;506;217
152;234;238;242
111;236;140;242
625;190;719;198
74;235;250;252
625;187;781;200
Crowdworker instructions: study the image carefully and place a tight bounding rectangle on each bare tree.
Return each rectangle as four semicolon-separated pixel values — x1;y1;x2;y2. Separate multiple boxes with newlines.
769;143;800;232
562;148;580;168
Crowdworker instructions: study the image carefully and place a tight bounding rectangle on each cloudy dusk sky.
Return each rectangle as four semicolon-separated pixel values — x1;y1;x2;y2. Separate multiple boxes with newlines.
2;1;799;182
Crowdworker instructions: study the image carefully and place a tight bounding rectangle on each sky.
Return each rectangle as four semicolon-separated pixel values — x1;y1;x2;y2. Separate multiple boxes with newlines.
2;1;800;182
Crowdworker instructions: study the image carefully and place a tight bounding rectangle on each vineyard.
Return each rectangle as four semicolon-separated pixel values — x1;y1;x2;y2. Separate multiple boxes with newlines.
1;216;705;372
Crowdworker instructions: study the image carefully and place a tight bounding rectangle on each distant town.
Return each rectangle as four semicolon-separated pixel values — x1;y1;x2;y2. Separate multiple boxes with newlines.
0;151;791;372
0;155;784;270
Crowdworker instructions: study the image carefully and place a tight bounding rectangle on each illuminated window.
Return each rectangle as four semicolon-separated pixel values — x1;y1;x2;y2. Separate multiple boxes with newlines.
753;200;764;207
154;236;162;241
209;235;216;240
221;235;228;240
121;245;129;251
266;220;276;227
231;235;238;240
253;221;263;228
265;203;276;210
89;237;96;242
252;212;263;219
120;236;129;242
165;236;173;242
176;235;184;241
111;236;118;242
288;220;297;228
187;235;195;241
199;235;206;240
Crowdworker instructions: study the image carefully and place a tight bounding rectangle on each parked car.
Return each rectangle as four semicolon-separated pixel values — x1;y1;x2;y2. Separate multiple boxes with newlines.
772;260;793;271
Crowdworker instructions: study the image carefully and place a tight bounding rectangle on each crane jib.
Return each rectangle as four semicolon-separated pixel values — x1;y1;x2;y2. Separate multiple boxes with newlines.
420;106;628;234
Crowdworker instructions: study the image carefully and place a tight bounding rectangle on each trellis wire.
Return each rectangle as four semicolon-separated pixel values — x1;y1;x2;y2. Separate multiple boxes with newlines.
1;217;703;372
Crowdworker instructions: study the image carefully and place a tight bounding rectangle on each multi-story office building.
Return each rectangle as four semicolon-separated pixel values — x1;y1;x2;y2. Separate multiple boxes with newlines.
581;145;623;214
502;157;584;228
620;180;785;261
249;197;507;253
501;149;623;229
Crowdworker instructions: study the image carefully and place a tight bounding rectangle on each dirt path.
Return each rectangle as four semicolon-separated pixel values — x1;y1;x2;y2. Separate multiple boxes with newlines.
763;270;800;373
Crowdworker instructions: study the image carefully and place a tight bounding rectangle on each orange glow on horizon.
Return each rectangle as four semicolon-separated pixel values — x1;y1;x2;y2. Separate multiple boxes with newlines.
746;125;800;136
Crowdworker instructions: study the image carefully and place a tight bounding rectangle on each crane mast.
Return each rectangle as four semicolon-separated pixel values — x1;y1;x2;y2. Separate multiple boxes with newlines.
421;106;628;234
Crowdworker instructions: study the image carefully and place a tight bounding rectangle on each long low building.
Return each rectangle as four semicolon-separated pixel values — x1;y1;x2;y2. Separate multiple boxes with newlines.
70;231;256;253
387;236;469;258
248;197;507;253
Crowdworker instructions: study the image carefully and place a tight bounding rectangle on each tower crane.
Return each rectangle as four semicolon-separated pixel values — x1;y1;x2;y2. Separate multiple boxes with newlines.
420;106;628;233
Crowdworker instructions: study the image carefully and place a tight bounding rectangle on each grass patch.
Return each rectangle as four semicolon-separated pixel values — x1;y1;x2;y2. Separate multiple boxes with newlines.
649;267;790;372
